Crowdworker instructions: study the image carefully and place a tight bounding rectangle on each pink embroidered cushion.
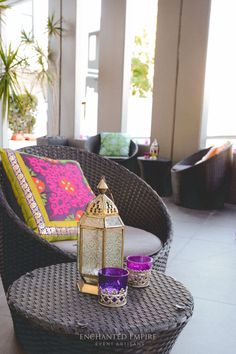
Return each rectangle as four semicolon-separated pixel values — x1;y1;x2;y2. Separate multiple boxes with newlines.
0;149;95;242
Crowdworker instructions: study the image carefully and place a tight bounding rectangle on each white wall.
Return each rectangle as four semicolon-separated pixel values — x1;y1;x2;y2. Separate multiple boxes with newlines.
151;0;182;160
47;0;61;136
151;0;211;162
97;0;127;132
47;0;77;138
173;0;211;162
60;0;77;138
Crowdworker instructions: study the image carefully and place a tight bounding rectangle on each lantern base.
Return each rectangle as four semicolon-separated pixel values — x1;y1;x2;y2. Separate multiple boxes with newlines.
77;279;98;295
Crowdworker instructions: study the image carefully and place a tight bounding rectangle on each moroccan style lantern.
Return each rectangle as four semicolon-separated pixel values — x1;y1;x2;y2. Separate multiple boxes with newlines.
77;177;124;294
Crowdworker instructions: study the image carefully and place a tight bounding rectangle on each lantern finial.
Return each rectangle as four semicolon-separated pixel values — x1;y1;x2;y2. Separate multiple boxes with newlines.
97;176;108;194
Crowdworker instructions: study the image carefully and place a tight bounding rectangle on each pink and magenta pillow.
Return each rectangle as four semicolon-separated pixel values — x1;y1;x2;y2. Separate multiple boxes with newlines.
0;149;95;241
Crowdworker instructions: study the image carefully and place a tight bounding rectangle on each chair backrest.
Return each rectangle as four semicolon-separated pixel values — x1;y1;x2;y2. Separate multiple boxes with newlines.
1;145;169;238
85;134;138;159
171;143;233;209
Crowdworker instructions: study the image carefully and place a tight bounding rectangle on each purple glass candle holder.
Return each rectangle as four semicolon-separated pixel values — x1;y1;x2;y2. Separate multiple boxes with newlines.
98;268;129;307
144;151;150;159
126;255;153;288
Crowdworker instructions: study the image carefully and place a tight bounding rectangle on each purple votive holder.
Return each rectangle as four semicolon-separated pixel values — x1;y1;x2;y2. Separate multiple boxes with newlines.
126;255;153;288
98;268;129;307
144;151;150;159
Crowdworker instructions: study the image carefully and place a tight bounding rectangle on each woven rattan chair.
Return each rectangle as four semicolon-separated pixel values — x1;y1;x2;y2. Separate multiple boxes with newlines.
171;143;232;209
85;134;138;169
0;145;172;292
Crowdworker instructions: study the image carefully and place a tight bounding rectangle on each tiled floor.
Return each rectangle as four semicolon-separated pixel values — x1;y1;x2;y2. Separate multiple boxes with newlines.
0;197;236;354
164;197;236;354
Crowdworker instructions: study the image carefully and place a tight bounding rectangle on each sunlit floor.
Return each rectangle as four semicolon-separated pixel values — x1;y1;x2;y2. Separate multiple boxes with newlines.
164;197;236;354
0;197;236;354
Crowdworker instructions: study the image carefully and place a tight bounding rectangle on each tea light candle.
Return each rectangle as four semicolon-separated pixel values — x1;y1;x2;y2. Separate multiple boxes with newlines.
126;255;153;287
98;267;129;307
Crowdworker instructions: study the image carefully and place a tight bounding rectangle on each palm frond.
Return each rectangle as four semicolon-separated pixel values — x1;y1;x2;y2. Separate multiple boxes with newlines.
0;43;25;118
0;0;10;25
34;43;46;57
47;14;63;37
0;0;10;10
21;30;34;45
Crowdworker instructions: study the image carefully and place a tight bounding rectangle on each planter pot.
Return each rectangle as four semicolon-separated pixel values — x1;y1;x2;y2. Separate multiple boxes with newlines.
24;133;36;141
11;133;25;141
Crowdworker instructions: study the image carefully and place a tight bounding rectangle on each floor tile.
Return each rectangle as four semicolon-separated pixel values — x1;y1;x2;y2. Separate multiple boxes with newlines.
172;220;201;239
171;298;236;354
205;204;236;228
167;237;192;263
0;298;12;318
0;277;4;296
193;223;236;244
167;252;236;305
0;316;24;354
171;237;236;264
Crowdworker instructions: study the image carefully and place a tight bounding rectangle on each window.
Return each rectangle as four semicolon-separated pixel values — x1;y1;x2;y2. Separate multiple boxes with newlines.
203;0;236;147
125;0;158;143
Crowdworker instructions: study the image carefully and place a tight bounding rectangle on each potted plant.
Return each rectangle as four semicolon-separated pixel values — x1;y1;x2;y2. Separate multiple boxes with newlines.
0;0;63;147
8;91;38;141
0;42;27;146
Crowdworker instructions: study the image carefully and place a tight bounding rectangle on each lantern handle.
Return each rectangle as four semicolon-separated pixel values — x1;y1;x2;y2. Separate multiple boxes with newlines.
107;187;115;203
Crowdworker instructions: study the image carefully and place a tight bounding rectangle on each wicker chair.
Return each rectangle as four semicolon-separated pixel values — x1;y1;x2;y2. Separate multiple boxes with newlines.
85;134;138;170
0;145;172;292
171;143;232;209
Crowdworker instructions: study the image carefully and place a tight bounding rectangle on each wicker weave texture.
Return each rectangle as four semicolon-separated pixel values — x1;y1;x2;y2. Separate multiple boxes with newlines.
8;262;194;354
0;146;172;292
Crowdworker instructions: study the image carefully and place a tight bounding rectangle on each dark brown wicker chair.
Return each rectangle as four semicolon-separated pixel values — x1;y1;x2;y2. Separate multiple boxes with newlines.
0;145;172;292
85;134;138;170
171;143;232;209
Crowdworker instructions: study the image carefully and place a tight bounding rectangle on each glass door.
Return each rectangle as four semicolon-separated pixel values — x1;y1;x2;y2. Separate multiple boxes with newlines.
126;0;158;144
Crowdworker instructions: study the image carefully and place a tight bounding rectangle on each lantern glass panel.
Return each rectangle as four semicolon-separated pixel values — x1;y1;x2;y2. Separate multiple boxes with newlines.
104;228;123;268
81;228;103;278
82;217;104;228
104;215;123;227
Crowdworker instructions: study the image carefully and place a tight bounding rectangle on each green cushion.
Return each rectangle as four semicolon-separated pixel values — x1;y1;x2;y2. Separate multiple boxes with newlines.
99;132;131;157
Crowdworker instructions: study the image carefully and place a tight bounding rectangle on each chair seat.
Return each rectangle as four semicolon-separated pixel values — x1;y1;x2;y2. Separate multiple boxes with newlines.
53;226;162;258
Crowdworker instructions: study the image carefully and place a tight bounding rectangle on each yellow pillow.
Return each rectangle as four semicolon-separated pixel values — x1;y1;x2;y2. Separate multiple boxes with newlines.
0;149;95;242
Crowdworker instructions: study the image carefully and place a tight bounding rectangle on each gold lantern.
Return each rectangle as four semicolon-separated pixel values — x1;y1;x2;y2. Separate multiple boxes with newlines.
77;177;124;294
